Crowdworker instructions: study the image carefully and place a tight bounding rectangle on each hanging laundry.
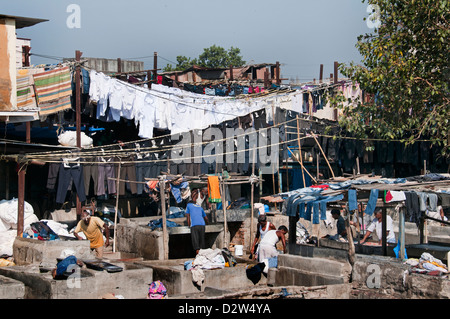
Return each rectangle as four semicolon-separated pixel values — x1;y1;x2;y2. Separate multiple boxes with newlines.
33;66;72;116
384;190;406;203
207;176;221;203
16;68;44;110
55;160;86;204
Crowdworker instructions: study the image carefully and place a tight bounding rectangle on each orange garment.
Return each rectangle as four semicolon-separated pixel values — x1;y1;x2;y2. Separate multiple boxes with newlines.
207;176;221;203
75;216;105;249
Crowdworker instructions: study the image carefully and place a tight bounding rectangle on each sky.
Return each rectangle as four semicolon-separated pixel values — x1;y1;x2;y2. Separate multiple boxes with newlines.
3;0;373;82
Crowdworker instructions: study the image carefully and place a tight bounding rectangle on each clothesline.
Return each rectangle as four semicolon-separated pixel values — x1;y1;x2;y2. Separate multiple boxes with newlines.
21;135;307;165
20;113;320;159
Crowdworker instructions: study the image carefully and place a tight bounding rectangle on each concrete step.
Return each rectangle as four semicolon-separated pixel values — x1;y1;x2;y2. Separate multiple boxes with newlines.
0;275;25;299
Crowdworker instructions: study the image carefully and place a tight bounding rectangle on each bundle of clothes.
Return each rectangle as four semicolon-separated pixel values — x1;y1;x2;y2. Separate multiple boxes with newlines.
404;252;448;277
184;248;237;287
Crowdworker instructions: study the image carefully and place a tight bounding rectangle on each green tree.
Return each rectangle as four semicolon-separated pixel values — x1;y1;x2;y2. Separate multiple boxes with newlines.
330;0;449;155
163;45;246;71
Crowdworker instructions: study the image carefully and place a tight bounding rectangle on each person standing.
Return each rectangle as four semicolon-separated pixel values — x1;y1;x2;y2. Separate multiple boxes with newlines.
250;214;276;259
74;211;110;258
258;225;288;262
186;194;209;255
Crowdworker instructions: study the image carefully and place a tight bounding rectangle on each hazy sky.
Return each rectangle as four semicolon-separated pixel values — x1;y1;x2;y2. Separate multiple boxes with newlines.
3;0;372;82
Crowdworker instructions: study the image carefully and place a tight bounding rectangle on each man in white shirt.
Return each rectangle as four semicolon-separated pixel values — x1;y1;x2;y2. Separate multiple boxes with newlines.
361;208;396;244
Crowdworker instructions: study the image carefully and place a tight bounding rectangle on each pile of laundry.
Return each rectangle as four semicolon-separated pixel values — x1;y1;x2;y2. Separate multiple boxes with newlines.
404;252;448;277
0;198;39;256
184;248;230;287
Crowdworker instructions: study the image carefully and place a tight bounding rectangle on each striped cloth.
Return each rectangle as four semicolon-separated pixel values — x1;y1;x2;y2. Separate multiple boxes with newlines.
33;66;72;115
16;68;44;110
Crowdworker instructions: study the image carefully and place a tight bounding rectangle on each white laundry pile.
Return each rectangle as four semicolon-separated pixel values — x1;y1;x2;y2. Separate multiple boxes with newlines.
189;248;226;286
0;198;39;256
58;131;93;148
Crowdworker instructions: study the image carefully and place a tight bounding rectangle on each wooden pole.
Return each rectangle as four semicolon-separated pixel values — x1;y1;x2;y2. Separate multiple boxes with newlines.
310;132;335;179
250;147;256;251
382;207;387;256
17;162;27;237
275;61;280;86
113;162;121;253
344;208;355;266
319;64;323;83
220;173;228;248
316;153;320;181
75;50;83;217
399;205;406;260
153;52;158;84
287;147;317;184
159;177;169;260
296;116;306;187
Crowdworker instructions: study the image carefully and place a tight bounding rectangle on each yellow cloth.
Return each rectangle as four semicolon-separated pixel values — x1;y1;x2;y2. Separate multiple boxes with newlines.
75;216;105;249
207;176;221;203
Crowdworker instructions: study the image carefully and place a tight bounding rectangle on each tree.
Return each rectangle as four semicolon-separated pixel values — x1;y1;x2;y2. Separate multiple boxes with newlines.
329;0;449;155
163;45;246;71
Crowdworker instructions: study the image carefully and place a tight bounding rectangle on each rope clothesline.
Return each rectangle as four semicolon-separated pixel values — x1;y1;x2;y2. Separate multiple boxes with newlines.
20;114;337;161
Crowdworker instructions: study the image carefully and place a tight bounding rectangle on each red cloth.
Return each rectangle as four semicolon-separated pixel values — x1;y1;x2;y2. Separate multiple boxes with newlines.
310;185;329;190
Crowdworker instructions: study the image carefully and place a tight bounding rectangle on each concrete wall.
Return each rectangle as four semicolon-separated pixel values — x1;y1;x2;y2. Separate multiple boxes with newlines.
0;262;153;299
0;275;25;299
351;254;450;299
136;259;266;296
272;254;352;287
0;18;17;111
13;237;94;266
116;217;225;260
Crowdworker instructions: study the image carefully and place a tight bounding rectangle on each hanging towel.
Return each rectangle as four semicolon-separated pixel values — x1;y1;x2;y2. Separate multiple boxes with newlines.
364;189;379;216
348;189;358;211
207;176;221;203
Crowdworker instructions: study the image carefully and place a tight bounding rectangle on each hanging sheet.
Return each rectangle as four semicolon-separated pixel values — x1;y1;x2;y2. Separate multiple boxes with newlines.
33;66;72;116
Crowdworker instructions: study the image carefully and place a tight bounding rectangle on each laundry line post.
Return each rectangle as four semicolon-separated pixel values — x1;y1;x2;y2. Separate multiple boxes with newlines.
75;50;83;218
113;161;121;253
344;207;355;266
399;204;406;260
296;115;306;187
159;175;169;260
17;160;27;237
220;173;229;248
249;147;256;252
